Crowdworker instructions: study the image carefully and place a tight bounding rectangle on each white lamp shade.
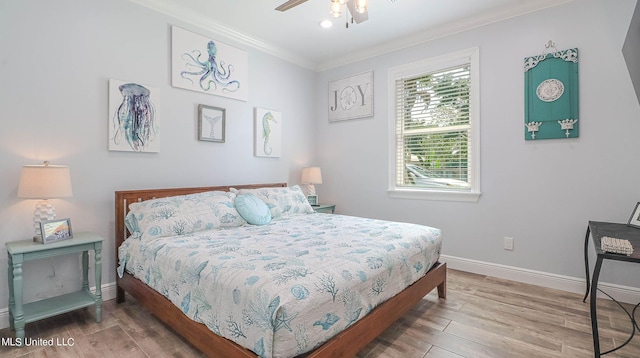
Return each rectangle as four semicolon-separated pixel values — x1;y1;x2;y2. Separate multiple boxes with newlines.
18;163;73;199
301;167;323;184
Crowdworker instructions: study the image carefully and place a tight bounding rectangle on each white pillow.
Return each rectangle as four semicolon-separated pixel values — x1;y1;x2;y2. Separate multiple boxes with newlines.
126;190;246;240
127;196;218;240
188;191;246;227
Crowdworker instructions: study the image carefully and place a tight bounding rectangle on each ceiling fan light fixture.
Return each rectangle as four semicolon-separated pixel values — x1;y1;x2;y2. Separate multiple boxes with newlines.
330;0;343;17
356;0;367;13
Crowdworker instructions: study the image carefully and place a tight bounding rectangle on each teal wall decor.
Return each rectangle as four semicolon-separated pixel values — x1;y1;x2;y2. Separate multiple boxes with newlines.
524;41;579;140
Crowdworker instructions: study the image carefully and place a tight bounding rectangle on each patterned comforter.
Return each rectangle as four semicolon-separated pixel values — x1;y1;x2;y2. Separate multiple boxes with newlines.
118;213;442;358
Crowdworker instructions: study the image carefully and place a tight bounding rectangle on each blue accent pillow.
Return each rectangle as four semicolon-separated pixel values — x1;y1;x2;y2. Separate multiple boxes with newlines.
235;194;272;225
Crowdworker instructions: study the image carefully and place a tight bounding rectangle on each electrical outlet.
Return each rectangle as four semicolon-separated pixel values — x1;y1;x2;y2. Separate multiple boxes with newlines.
504;237;514;251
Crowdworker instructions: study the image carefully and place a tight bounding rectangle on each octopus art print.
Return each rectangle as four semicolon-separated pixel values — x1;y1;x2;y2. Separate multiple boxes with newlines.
180;40;240;94
108;79;160;152
172;26;248;101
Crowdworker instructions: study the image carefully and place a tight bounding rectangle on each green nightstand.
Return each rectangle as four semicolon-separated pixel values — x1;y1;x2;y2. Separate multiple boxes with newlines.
312;204;336;214
5;232;103;346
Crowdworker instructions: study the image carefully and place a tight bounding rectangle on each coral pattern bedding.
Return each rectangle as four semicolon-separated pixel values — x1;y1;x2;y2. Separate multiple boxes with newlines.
117;188;442;358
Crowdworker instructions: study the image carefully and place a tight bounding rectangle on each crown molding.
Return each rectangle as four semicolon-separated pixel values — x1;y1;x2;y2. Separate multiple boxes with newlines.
127;0;318;70
317;0;574;71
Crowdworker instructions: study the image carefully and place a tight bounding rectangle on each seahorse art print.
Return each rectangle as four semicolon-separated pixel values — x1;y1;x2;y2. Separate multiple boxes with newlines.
261;111;277;155
254;108;282;157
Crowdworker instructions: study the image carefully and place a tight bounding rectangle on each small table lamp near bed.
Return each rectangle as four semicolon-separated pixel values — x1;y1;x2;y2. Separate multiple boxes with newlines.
18;161;73;241
301;166;322;206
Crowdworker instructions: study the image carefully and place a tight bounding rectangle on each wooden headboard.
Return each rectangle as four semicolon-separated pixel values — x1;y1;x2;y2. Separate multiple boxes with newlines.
114;183;287;265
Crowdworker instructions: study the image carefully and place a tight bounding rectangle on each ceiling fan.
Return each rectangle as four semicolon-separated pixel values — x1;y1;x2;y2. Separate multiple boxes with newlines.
275;0;370;24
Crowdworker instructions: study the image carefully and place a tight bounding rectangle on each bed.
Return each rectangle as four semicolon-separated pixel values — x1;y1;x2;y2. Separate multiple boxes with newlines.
115;183;446;357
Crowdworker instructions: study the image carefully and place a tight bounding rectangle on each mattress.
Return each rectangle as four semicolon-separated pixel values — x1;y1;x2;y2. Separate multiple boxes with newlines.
118;213;441;358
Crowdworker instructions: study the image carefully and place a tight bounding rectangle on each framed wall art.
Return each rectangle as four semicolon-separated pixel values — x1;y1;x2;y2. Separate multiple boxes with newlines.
172;26;248;101
40;218;73;244
328;70;373;122
628;202;640;229
254;107;282;158
198;105;225;142
108;79;160;152
524;41;579;140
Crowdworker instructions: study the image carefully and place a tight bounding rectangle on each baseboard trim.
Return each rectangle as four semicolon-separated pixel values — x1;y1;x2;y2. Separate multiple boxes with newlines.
0;282;117;330
441;254;640;304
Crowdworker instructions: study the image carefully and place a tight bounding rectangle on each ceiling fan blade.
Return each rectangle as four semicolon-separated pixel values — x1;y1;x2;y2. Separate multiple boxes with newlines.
346;0;368;23
275;0;309;11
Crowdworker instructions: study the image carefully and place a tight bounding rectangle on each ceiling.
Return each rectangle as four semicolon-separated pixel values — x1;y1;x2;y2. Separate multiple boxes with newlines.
131;0;572;71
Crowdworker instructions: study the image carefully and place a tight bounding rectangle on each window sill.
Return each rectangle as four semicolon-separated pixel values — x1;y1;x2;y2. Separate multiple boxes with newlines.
387;188;481;202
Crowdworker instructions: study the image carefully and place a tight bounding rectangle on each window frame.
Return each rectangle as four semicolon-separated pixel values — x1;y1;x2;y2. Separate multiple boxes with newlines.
387;47;481;202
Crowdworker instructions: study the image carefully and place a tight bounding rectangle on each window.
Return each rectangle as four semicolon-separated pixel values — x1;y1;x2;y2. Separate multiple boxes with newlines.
388;48;480;202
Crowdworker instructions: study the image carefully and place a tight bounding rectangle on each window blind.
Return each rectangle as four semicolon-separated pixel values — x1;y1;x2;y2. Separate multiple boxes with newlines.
394;64;471;189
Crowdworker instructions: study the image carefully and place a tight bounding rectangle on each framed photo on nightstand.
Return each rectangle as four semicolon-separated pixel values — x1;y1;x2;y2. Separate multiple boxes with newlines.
307;195;318;206
628;202;640;229
40;218;73;244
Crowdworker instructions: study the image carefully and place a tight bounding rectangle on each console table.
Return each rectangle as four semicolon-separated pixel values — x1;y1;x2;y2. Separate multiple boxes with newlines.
583;221;640;357
5;232;103;345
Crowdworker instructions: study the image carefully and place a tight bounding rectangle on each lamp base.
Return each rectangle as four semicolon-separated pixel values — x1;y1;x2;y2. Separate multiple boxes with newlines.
33;199;56;240
305;183;316;196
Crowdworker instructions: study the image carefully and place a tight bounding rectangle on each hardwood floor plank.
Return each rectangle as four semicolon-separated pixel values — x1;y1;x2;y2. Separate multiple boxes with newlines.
426;300;564;352
443;320;567;357
424;346;464;358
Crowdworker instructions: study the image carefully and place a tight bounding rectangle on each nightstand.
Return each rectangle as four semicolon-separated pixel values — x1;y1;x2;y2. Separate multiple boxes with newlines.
313;204;336;214
5;232;103;345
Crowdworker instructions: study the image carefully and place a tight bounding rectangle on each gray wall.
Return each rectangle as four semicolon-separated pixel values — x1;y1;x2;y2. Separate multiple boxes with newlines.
316;0;640;287
0;0;316;308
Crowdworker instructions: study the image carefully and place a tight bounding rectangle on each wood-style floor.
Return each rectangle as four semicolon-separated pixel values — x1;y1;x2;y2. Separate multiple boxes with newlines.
1;269;638;357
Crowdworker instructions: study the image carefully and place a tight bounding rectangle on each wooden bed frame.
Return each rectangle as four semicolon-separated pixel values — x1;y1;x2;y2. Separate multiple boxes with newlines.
115;183;447;357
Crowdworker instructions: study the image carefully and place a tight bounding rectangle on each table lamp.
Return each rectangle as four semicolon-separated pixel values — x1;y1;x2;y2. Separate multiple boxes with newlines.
301;166;322;205
18;161;73;241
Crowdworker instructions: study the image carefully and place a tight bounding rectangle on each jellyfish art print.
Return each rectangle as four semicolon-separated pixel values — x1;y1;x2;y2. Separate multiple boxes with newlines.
108;79;160;152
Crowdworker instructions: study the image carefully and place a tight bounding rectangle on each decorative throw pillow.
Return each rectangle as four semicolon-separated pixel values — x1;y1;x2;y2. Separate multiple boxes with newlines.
237;185;314;219
235;194;272;225
127;194;221;241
